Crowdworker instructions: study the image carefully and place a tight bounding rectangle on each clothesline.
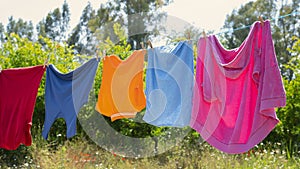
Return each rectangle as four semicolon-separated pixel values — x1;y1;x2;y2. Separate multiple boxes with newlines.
214;11;300;35
139;11;300;48
71;11;300;54
0;20;286;153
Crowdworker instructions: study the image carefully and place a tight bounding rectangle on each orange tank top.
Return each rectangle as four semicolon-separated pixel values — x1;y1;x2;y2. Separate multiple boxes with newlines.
95;50;146;121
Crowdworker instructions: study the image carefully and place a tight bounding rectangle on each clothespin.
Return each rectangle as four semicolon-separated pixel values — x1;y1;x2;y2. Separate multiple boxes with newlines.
140;42;145;49
43;58;49;68
96;52;99;61
142;42;148;61
95;46;100;61
102;49;106;59
259;16;264;26
202;30;207;39
147;40;153;49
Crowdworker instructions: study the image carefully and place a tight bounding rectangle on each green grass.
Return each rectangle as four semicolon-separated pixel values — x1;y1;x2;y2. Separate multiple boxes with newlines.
1;135;299;169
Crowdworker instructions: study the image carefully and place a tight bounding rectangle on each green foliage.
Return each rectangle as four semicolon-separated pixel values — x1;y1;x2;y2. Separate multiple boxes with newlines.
68;2;95;55
61;0;71;41
221;0;300;80
98;23;132;59
37;1;70;42
0;33;90;167
6;16;34;41
0;22;4;40
0;1;300;166
222;0;277;49
269;36;300;157
87;0;173;50
2;138;300;168
0;33;85;145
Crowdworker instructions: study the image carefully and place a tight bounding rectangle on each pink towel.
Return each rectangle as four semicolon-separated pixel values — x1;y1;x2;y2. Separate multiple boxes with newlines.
190;20;286;154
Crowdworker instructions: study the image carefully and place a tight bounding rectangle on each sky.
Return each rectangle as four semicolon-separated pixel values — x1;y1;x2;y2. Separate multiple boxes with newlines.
162;0;253;31
0;0;105;29
0;0;253;33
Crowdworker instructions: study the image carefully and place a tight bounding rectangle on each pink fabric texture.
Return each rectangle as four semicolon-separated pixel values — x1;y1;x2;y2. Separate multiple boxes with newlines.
190;20;286;154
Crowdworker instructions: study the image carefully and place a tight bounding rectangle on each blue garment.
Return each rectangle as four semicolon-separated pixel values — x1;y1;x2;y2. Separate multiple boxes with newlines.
143;41;194;127
42;58;99;139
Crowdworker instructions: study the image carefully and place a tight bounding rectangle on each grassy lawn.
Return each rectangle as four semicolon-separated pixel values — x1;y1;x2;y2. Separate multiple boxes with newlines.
1;135;299;169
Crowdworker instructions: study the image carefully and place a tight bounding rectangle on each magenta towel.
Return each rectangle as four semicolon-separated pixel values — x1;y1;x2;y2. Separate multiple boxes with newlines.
190;20;286;154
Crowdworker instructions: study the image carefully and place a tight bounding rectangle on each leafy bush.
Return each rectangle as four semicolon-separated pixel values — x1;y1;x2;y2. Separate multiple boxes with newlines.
267;36;300;158
0;33;84;145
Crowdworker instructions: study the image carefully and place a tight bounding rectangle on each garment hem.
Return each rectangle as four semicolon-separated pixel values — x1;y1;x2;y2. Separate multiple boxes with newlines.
190;117;278;154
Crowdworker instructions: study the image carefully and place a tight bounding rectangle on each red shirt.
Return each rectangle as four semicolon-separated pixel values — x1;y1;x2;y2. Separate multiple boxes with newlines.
0;65;45;150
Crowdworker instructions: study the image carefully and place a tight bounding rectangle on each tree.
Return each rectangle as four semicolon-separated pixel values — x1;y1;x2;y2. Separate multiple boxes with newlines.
68;25;81;53
275;0;300;79
221;0;300;79
36;19;47;38
222;0;277;48
88;0;172;50
68;2;95;54
6;16;34;41
86;2;118;54
114;0;173;49
0;23;5;44
37;1;71;42
61;0;71;42
271;37;300;158
46;8;62;41
69;0;173;53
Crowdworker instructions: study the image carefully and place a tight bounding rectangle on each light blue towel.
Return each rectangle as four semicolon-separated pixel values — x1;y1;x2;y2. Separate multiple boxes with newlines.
42;58;99;139
143;41;194;127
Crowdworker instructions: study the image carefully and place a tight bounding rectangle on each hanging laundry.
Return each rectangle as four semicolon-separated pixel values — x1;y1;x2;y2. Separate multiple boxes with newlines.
143;41;194;127
0;65;45;150
95;50;146;121
42;58;99;139
190;20;286;154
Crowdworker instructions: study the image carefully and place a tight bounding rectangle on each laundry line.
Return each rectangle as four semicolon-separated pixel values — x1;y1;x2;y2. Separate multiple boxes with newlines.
214;11;300;36
73;11;300;55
